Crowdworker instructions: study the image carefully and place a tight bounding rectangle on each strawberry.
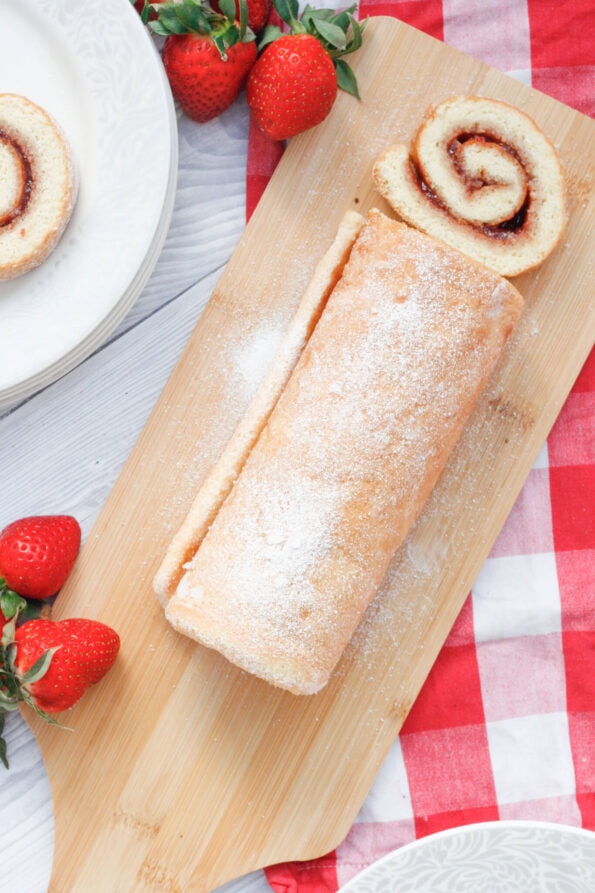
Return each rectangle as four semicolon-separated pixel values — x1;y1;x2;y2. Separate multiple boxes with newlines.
150;0;258;123
212;0;273;34
132;0;164;20
247;33;336;140
247;0;366;141
1;615;120;767
2;618;120;714
0;515;81;600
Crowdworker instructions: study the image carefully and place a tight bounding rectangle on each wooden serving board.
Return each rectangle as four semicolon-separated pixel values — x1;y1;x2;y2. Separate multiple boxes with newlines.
31;17;594;893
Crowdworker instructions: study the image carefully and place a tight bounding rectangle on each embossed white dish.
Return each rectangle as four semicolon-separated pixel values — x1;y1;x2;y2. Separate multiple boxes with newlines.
339;821;595;892
0;0;177;410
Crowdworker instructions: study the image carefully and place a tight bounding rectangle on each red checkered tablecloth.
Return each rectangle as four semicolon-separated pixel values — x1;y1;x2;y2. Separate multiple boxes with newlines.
244;2;594;889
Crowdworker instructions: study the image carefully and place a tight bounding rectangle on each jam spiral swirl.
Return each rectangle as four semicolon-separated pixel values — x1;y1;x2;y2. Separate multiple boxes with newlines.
373;96;566;277
0;94;77;281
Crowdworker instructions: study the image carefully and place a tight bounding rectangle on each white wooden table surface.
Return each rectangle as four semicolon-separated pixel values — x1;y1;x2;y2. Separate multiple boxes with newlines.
0;97;272;893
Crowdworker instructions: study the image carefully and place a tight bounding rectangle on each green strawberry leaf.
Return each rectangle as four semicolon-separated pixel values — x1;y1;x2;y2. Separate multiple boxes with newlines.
238;0;249;35
151;5;188;35
150;0;211;37
218;0;236;20
219;0;252;35
20;646;60;686
0;655;21;708
274;0;301;28
1;615;18;650
0;583;26;626
175;1;209;31
346;16;366;54
335;58;360;99
130;0;152;24
310;17;349;50
150;0;253;44
257;23;284;50
0;693;20;712
0;714;8;769
20;691;68;729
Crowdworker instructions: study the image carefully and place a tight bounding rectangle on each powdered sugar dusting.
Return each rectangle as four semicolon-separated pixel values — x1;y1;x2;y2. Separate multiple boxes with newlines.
235;323;285;397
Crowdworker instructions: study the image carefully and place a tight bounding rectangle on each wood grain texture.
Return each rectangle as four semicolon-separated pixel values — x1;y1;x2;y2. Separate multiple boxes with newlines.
27;17;594;893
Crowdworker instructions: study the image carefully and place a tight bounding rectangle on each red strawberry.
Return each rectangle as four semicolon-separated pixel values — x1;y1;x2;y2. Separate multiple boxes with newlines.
163;33;257;122
247;34;337;140
132;0;164;20
0;515;81;600
212;0;273;33
151;0;257;123
9;618;120;714
246;0;365;141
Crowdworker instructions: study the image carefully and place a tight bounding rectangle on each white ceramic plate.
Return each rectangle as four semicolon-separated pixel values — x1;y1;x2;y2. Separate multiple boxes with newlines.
0;0;177;410
339;821;595;892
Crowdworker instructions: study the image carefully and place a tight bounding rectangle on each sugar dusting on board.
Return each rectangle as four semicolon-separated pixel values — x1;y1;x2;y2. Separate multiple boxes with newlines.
166;211;524;695
234;322;286;399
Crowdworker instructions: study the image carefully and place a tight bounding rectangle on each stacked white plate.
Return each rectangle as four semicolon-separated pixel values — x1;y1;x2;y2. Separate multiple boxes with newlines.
0;0;178;411
340;821;595;891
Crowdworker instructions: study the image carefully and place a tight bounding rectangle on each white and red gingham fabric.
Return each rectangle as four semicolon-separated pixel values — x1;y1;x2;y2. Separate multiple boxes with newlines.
244;3;594;890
